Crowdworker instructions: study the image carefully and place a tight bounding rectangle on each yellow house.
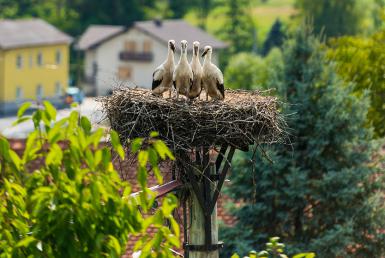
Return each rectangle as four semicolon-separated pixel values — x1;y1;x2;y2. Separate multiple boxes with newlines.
0;18;72;115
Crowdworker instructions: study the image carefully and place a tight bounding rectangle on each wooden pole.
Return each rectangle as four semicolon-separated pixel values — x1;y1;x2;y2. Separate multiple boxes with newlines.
189;163;218;258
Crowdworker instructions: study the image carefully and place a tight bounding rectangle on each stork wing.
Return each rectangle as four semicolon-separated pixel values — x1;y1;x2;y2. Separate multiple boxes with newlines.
214;65;224;84
216;79;225;99
152;67;164;90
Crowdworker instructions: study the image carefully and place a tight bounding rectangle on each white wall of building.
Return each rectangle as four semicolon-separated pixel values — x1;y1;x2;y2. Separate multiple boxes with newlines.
83;28;220;96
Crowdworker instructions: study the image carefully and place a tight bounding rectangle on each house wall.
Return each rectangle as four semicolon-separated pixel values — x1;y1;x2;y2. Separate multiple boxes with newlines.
0;44;70;114
0;49;4;102
84;49;96;78
85;28;219;96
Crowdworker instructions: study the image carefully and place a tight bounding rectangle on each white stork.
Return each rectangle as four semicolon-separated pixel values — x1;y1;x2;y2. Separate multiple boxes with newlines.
201;45;225;100
152;40;176;97
189;41;203;100
173;40;193;99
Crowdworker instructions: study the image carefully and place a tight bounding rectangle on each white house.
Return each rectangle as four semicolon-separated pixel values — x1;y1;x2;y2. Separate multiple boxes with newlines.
76;19;227;96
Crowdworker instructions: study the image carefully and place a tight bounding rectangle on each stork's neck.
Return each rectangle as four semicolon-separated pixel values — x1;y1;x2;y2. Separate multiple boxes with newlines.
166;48;174;64
193;46;199;57
180;49;188;63
203;52;212;67
192;49;201;65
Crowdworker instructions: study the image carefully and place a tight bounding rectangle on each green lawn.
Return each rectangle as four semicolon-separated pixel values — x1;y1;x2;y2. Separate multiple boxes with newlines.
184;0;296;45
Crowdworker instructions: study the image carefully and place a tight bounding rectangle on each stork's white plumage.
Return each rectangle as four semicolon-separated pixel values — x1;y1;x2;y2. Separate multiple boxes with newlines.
152;40;176;97
189;41;203;100
173;40;193;99
202;46;225;100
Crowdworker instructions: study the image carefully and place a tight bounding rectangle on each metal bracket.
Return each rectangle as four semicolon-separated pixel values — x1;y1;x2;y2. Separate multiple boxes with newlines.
183;242;224;252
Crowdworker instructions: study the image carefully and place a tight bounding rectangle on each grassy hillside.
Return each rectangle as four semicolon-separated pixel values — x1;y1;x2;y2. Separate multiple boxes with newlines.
184;0;296;45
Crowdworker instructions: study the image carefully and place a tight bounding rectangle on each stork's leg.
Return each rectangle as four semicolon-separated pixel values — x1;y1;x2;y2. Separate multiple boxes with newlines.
169;88;172;98
176;91;179;100
206;91;209;101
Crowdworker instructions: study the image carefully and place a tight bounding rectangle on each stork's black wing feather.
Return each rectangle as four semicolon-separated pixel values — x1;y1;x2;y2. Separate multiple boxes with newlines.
173;80;176;90
152;70;163;90
216;80;225;99
152;79;162;90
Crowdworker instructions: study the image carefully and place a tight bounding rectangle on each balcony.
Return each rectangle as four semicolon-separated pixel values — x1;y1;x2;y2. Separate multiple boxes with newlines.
119;51;153;62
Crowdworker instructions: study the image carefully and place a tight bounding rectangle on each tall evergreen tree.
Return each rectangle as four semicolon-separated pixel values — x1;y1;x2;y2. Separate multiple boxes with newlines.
220;25;385;257
262;19;285;56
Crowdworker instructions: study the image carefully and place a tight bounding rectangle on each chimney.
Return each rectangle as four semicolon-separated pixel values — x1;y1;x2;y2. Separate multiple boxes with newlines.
154;18;162;27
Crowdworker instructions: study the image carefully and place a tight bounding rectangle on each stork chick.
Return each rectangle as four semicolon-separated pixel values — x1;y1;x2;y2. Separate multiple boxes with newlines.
152;40;176;97
173;40;193;99
189;41;203;100
202;46;225;100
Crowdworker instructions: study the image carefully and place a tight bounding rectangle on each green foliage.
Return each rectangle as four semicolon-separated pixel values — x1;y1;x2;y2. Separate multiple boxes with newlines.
216;0;255;58
224;48;284;91
221;25;385;257
295;0;362;38
327;31;385;137
0;0;144;36
0;103;179;257
231;237;315;258
262;19;285;56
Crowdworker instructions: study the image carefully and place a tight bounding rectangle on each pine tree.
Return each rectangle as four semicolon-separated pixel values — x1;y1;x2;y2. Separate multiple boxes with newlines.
262;19;285;56
220;25;385;257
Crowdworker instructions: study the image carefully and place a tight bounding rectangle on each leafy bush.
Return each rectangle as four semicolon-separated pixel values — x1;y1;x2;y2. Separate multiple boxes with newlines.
231;237;315;258
225;48;284;91
0;102;179;257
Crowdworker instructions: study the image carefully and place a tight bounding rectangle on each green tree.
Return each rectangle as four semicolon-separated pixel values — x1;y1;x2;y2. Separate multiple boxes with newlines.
217;0;255;55
295;0;362;38
0;0;145;36
220;25;385;257
262;19;285;56
327;32;385;137
224;48;284;91
0;102;179;257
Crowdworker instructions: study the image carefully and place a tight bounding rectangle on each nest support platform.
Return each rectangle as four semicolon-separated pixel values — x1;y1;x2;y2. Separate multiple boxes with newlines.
101;87;284;152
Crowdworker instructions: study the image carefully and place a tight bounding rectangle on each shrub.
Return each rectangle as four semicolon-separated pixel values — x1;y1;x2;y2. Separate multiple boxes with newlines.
0;102;179;257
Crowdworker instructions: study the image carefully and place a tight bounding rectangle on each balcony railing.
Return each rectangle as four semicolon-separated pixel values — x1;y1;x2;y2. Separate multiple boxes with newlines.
119;51;153;62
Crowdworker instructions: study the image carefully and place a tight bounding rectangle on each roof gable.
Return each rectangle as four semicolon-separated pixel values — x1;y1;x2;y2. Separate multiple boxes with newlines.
0;18;72;50
77;19;227;51
134;20;227;50
76;25;125;50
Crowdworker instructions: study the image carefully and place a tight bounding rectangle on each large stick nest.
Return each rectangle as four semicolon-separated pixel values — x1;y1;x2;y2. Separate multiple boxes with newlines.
101;88;285;151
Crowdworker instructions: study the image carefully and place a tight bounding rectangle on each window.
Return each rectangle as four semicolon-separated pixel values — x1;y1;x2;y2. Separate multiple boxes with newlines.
37;52;43;66
36;84;43;101
55;82;62;96
16;55;23;69
55;50;61;65
16;87;23;101
124;41;137;52
118;66;132;80
143;40;152;53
